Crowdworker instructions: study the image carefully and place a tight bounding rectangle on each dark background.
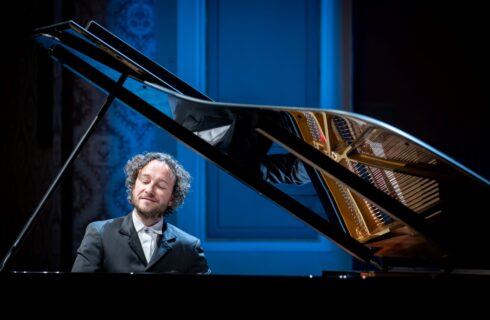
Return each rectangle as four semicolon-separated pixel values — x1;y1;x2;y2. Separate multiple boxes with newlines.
353;1;489;180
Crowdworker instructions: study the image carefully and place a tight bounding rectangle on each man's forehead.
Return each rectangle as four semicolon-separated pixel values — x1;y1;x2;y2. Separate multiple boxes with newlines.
141;160;168;170
140;160;175;179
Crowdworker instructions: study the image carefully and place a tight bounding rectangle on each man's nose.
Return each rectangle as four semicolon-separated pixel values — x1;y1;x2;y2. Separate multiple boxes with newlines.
144;184;156;194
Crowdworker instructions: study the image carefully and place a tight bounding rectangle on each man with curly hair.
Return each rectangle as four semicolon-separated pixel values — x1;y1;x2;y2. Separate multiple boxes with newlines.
72;152;210;274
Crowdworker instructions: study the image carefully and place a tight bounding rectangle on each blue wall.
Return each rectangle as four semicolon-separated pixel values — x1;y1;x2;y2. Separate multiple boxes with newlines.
172;0;351;275
101;0;352;275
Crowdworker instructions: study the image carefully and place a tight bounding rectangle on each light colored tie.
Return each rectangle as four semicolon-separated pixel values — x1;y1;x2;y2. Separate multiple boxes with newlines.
142;227;161;263
142;228;154;263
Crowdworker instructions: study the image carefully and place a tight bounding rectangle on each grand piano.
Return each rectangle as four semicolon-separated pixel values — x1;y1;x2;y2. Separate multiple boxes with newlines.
2;20;490;304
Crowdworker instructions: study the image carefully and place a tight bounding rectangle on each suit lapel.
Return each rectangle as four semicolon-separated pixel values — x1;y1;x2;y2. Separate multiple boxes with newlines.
119;213;147;265
146;222;177;270
128;234;147;265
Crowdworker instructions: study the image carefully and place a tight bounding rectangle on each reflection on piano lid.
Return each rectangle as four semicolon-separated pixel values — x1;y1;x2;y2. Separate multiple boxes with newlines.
21;20;490;272
164;90;489;270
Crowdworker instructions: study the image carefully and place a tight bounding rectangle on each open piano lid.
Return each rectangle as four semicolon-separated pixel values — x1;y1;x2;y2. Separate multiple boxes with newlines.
31;20;490;272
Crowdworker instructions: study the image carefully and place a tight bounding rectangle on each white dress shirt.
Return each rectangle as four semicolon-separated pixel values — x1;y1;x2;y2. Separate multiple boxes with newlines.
132;211;163;263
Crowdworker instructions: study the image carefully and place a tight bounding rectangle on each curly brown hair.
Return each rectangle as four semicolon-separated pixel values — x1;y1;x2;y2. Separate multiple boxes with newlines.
124;152;191;216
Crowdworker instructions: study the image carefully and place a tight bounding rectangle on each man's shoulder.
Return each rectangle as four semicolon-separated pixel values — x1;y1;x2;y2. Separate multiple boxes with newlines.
166;223;200;243
87;215;125;232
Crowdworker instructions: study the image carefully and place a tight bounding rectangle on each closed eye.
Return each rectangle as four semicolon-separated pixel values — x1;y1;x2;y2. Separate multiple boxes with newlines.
156;183;168;190
139;175;151;184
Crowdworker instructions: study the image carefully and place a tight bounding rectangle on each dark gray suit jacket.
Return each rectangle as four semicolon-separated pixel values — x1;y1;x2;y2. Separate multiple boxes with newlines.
72;213;210;274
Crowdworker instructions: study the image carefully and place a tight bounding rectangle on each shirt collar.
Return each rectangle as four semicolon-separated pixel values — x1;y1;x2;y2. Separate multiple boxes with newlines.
132;210;163;234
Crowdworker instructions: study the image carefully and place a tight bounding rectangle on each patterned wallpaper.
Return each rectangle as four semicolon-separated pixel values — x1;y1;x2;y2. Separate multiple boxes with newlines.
70;0;165;255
